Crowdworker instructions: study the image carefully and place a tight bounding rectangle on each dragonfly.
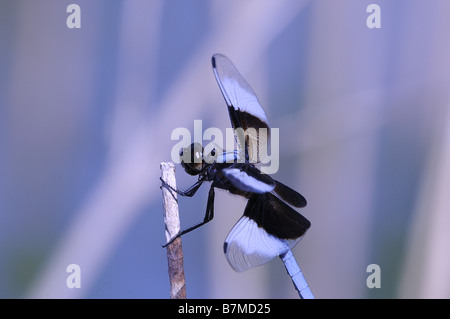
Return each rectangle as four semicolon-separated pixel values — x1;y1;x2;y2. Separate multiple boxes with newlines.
161;54;313;298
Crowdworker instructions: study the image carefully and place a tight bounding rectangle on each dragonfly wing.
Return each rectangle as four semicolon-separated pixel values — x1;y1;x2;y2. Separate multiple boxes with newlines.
224;193;310;272
212;54;270;163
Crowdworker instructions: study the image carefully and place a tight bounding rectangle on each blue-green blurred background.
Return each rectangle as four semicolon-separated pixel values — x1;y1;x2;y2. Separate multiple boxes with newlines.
1;0;450;298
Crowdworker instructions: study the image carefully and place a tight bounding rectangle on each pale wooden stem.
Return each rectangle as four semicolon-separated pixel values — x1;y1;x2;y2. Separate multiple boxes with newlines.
160;162;186;299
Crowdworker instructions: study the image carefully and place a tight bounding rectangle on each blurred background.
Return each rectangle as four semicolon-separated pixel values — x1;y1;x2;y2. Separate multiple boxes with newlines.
1;0;450;299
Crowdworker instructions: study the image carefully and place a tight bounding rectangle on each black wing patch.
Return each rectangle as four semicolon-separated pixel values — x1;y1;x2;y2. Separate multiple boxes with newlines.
273;181;307;208
244;193;311;240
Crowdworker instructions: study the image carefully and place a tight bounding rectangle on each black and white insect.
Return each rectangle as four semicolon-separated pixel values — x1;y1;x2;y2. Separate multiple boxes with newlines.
162;54;311;274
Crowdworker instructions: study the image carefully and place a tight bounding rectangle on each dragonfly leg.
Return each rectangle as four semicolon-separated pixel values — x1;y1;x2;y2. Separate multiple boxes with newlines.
160;177;204;198
163;186;215;247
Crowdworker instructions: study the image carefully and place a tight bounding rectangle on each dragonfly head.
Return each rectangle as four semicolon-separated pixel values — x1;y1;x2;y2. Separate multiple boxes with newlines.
180;143;206;175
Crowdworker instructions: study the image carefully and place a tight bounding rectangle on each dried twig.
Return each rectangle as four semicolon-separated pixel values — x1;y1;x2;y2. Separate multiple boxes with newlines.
160;162;187;299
